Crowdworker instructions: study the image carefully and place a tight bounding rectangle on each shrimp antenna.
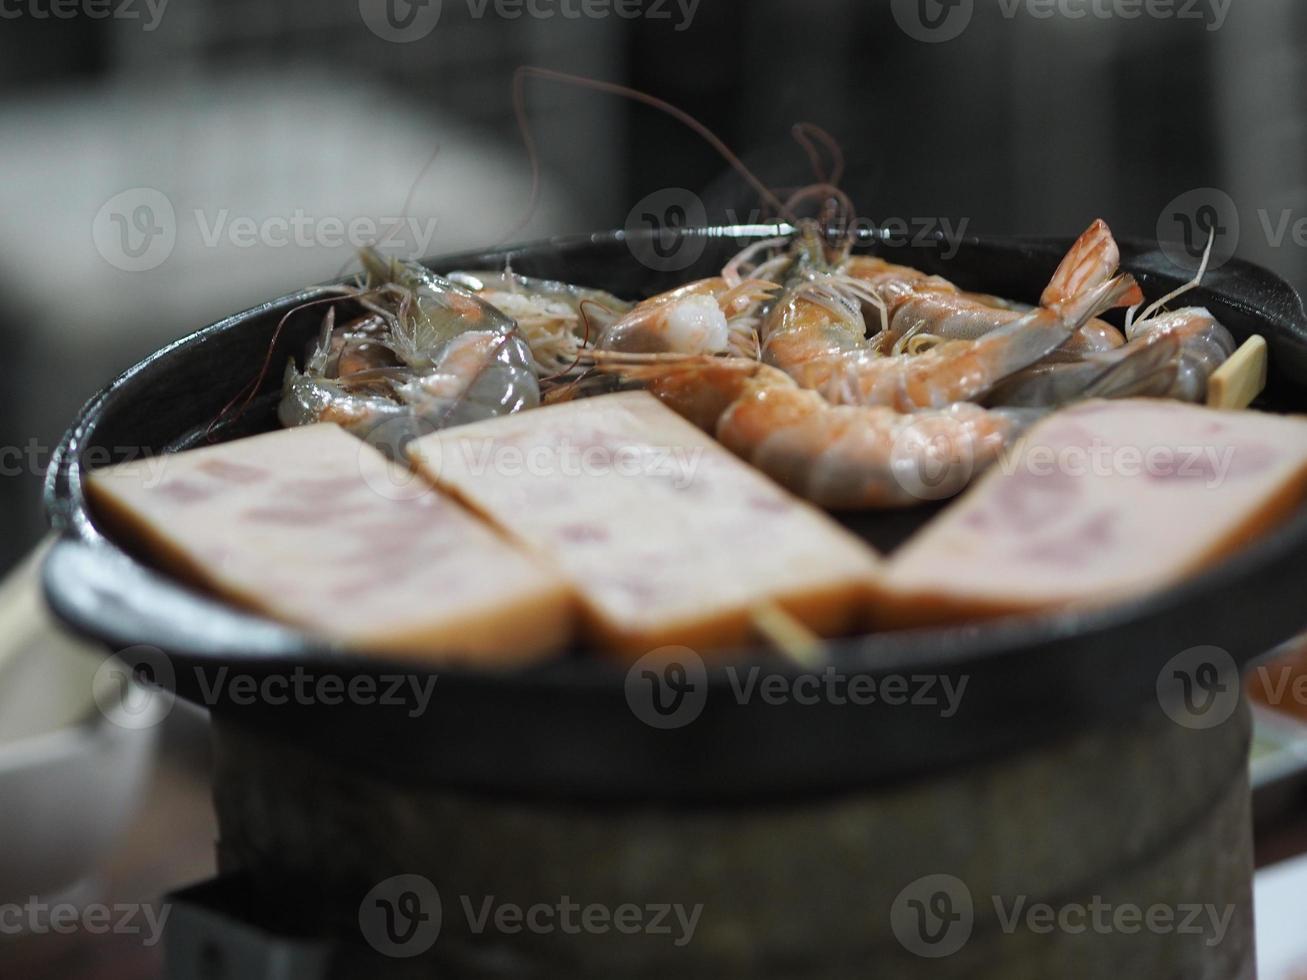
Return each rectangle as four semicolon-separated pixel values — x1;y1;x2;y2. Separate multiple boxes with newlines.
507;66;791;244
791;123;845;188
1127;226;1216;335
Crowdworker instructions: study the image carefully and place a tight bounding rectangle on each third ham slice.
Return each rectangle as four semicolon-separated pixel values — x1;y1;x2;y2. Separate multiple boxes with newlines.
881;399;1307;627
407;391;882;656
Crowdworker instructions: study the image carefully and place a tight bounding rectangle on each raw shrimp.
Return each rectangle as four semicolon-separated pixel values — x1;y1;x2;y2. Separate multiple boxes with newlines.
761;220;1143;411
599;356;1038;509
279;250;539;456
446;270;633;375
596;277;779;359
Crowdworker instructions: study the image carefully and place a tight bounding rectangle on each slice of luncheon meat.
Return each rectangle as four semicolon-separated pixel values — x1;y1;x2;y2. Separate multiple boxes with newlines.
408;391;882;657
881;399;1307;627
85;423;573;663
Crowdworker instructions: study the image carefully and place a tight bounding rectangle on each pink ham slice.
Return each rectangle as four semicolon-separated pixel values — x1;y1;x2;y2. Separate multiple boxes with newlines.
881;399;1307;628
85;423;573;664
407;391;883;657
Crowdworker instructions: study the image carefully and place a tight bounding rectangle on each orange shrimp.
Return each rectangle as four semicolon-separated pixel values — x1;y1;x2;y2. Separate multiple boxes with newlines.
600;356;1033;509
762;220;1143;411
989;308;1236;407
845;258;1126;358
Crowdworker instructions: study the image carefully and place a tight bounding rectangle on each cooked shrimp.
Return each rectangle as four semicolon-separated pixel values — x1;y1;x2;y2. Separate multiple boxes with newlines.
845;263;1126;359
988;238;1237;407
762;220;1143;411
447;270;632;375
596;277;779;359
279;250;539;455
988;307;1236;407
598;356;1037;509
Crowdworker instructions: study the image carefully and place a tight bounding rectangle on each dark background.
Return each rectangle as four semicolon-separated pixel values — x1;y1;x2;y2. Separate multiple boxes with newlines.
1;0;1303;571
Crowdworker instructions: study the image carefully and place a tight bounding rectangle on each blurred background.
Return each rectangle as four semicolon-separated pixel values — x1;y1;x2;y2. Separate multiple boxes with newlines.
3;3;1307;977
0;0;1304;571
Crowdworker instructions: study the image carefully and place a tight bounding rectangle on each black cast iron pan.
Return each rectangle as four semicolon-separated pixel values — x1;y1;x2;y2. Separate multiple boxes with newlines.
41;225;1307;804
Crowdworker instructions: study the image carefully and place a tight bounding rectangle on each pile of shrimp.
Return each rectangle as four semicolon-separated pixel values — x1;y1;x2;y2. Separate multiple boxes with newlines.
269;218;1234;510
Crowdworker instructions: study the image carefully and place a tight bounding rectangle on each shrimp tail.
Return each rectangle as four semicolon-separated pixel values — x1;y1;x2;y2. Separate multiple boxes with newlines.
1055;272;1145;328
1040;219;1123;307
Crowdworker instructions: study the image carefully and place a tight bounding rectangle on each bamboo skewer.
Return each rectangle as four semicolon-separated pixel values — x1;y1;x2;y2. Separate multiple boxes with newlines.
1208;335;1269;411
749;602;825;668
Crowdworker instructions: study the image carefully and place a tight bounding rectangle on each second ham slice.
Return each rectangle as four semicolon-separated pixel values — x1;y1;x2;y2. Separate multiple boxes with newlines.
407;391;882;656
881;399;1307;627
